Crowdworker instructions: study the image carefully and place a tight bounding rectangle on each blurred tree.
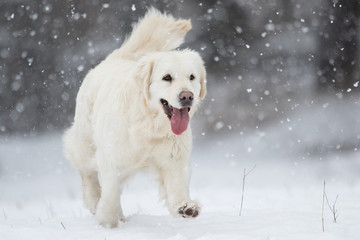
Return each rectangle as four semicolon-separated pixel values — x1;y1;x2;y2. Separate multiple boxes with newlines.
187;0;251;77
317;0;360;94
1;0;359;136
0;0;172;135
0;0;84;133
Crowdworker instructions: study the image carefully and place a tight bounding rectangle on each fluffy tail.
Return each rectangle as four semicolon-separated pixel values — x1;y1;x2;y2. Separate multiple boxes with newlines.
118;8;192;59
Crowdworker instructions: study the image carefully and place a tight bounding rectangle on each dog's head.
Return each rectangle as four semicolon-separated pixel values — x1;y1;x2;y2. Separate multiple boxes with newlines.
135;50;206;135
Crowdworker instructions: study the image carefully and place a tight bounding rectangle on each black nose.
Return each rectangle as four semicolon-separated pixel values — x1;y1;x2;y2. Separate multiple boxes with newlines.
179;91;194;107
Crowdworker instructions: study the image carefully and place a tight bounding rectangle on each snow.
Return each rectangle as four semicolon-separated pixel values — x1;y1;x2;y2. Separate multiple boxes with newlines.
1;101;360;240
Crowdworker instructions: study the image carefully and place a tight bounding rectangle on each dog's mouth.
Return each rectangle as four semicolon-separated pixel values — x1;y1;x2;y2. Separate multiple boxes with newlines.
160;99;190;135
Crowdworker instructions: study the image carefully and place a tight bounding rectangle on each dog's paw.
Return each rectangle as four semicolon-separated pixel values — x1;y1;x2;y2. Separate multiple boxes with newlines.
119;212;126;223
83;196;98;214
178;202;200;218
96;212;118;228
96;203;119;228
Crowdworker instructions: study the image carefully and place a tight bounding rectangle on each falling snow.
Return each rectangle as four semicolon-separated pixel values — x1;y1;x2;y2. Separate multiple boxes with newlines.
131;4;137;11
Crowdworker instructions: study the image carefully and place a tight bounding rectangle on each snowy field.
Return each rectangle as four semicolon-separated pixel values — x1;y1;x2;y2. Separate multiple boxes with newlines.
1;101;360;240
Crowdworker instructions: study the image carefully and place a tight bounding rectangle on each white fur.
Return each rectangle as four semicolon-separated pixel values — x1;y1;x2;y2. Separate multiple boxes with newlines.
63;8;206;228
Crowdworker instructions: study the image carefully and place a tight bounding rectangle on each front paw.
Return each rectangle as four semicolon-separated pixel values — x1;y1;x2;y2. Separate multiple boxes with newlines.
96;202;119;228
96;211;118;228
178;202;200;218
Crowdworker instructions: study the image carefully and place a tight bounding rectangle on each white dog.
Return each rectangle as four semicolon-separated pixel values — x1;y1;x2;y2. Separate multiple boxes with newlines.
63;8;206;228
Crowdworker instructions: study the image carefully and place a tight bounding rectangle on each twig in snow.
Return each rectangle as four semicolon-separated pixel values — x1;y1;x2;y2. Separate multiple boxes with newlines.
322;180;339;232
239;164;256;216
3;209;7;220
61;222;66;230
325;192;339;223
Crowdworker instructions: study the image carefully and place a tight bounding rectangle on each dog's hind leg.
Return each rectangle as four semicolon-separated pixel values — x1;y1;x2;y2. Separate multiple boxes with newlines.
63;127;100;213
79;169;101;214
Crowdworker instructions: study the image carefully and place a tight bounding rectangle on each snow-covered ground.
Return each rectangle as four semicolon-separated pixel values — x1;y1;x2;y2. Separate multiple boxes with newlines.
1;100;360;240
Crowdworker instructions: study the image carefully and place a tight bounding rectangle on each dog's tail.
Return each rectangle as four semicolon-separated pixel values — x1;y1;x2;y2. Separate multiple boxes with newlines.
118;8;192;60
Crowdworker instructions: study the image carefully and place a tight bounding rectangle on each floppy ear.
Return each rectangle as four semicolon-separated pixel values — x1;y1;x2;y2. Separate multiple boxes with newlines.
134;56;153;101
199;65;207;100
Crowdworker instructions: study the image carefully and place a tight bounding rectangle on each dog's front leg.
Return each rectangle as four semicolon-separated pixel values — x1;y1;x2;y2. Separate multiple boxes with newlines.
158;158;200;218
96;164;121;228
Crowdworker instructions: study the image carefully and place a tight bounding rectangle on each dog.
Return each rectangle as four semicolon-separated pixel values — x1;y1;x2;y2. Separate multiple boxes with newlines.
63;8;206;228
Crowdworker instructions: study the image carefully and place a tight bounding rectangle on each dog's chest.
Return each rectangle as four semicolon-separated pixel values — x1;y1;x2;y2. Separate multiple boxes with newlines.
128;135;189;163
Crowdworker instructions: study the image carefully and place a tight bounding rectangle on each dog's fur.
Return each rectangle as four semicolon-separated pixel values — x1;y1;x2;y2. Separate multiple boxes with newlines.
63;9;206;228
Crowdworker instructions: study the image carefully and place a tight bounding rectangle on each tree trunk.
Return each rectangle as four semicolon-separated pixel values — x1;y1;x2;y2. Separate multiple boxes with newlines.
317;0;359;94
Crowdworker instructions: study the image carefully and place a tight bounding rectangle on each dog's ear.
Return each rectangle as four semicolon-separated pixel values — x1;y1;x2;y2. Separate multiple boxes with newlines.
134;56;153;101
199;65;207;100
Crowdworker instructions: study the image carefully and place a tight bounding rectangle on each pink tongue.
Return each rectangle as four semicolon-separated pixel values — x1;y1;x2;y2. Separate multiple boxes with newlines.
171;107;190;135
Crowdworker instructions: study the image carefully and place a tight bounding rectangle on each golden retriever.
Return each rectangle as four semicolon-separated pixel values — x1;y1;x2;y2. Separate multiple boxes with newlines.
63;8;206;228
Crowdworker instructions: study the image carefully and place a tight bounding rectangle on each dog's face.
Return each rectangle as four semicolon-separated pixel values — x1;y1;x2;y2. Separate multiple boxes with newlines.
136;50;206;135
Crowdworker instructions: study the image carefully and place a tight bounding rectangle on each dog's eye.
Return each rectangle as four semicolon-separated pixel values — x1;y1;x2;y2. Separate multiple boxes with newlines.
190;74;195;81
162;74;172;81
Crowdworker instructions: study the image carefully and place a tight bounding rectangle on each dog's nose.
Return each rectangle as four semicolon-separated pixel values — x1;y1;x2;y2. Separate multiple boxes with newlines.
179;91;194;107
